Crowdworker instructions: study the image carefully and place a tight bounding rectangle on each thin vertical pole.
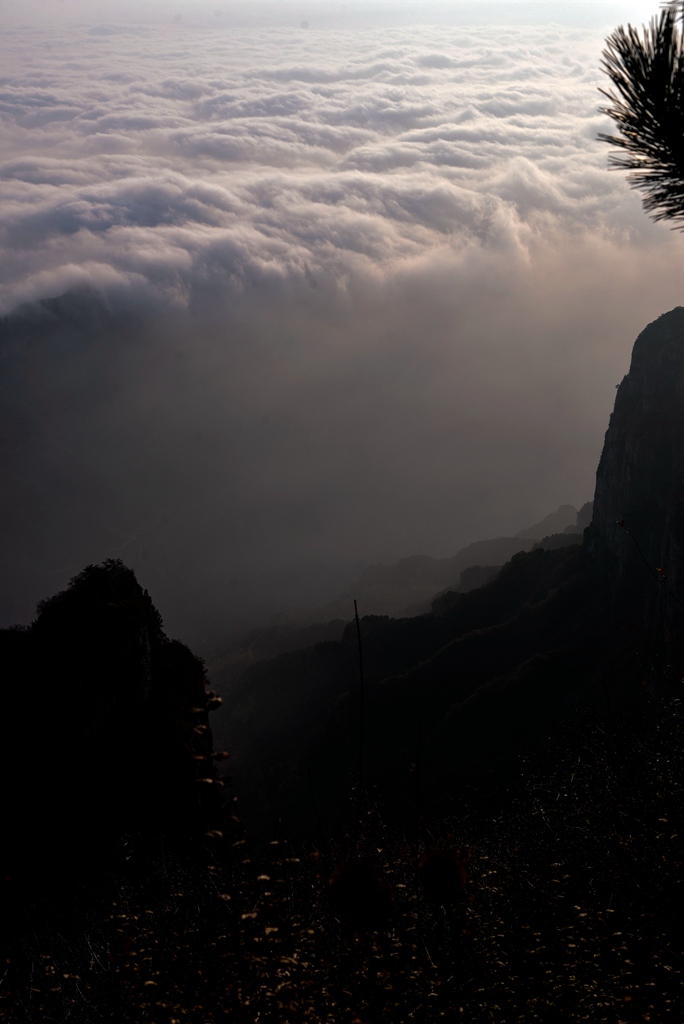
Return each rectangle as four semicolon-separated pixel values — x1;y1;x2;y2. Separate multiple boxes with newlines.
415;717;423;828
306;764;327;845
354;599;365;798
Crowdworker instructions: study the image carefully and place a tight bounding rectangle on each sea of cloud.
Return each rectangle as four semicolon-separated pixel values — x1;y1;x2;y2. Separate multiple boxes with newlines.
0;15;663;309
2;11;684;645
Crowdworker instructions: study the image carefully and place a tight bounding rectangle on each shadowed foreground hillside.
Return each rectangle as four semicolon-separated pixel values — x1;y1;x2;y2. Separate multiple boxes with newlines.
2;694;684;1022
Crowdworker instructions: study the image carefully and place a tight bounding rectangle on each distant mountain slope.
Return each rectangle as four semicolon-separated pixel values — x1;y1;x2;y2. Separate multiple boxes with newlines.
515;503;578;539
208;504;592;693
301;536;539;621
274;508;589;624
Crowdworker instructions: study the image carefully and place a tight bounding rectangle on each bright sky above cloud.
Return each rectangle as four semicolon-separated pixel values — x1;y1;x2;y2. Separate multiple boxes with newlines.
0;1;665;29
2;1;684;644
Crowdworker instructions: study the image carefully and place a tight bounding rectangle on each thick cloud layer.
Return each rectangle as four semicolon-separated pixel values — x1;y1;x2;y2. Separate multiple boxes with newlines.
2;10;684;647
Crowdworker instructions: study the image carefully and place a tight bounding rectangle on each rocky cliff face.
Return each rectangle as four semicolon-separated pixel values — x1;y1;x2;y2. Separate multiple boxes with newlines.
589;306;684;683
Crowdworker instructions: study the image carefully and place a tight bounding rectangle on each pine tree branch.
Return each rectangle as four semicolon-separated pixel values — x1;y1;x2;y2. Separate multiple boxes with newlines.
599;7;684;226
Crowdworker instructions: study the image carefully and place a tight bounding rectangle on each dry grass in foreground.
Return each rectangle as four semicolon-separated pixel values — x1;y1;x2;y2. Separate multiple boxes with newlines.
2;695;684;1023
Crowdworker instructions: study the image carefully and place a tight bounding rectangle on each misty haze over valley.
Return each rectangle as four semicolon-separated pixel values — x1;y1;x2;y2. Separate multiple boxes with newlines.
2;1;683;652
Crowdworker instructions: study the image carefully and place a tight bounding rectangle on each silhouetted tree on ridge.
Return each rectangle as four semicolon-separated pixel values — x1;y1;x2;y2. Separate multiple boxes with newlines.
0;559;227;903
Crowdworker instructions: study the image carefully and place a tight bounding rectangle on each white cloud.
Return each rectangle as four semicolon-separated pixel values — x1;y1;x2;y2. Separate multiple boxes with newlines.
0;20;640;293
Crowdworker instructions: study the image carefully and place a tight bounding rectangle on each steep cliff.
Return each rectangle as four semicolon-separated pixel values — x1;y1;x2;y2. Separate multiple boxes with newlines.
589;306;684;686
